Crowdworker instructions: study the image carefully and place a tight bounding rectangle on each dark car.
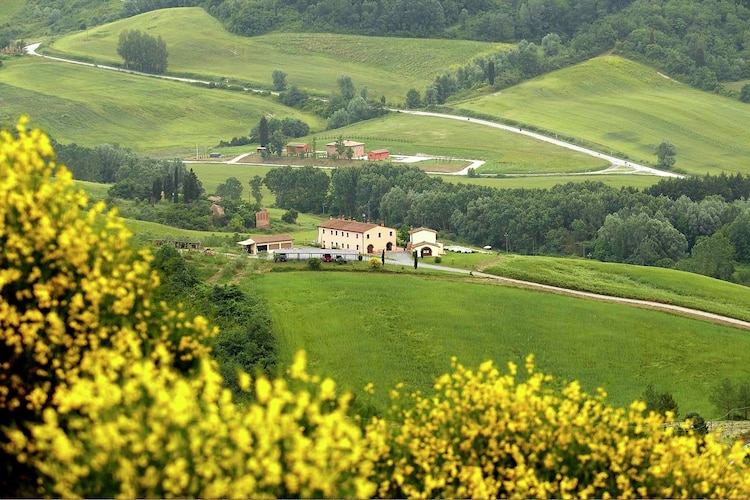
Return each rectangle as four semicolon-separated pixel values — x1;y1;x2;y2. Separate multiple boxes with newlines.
322;253;333;262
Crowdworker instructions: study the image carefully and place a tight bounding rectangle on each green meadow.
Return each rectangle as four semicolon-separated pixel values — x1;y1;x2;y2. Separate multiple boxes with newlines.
306;113;608;174
478;255;750;323
47;7;505;102
248;270;750;417
457;55;750;176
0;0;25;21
0;58;324;156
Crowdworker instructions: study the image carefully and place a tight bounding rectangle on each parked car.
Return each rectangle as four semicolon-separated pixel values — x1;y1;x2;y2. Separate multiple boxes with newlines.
322;253;333;262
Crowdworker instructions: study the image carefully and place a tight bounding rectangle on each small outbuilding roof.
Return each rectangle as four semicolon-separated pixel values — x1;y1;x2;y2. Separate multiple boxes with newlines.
237;234;293;246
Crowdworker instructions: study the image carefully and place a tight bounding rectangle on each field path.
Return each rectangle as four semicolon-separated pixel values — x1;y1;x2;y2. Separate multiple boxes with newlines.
396;110;683;178
386;252;750;330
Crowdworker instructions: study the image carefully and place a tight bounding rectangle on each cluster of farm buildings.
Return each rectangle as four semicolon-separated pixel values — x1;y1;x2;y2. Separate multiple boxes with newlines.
235;217;444;261
284;140;389;161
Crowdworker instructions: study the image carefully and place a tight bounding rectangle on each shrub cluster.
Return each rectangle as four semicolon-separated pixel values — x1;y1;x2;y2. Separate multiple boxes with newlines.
2;118;749;497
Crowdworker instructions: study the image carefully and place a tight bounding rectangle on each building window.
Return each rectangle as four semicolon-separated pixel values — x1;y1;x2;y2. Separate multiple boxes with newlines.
356;234;359;239
366;234;370;239
378;232;381;238
322;229;326;234
347;244;350;249
389;231;393;236
356;245;359;250
335;230;338;235
346;232;349;237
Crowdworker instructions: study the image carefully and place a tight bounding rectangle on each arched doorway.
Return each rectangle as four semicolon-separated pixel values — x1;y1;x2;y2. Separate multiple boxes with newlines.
386;242;393;251
421;247;432;257
367;244;374;253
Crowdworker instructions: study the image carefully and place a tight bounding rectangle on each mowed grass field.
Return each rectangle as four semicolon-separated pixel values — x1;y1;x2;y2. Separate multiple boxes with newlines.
248;270;750;417
47;7;506;102
457;56;750;176
305;113;608;174
479;255;750;322
0;0;25;21
1;58;324;156
436;173;663;190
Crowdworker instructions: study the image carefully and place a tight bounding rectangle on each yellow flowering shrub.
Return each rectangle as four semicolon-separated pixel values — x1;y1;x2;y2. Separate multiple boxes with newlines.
0;118;214;491
10;350;377;498
367;356;750;499
2;118;749;498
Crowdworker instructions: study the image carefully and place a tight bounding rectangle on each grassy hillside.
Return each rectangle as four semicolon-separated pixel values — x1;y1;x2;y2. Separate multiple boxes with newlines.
457;56;750;176
299;113;608;174
480;255;750;322
0;1;25;22
1;58;324;156
47;7;506;102
249;270;750;417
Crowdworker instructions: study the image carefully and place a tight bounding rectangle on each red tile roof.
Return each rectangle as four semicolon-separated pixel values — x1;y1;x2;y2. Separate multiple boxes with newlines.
319;219;380;233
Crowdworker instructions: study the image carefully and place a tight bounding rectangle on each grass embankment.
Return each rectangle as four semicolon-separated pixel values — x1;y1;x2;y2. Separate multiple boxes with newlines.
457;55;750;176
478;254;750;322
47;7;505;102
247;269;750;417
0;58;324;156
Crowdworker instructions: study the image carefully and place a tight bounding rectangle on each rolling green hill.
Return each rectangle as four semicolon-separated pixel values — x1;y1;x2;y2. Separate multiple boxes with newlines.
249;270;750;417
457;56;750;176
0;1;25;22
46;7;506;102
0;58;324;156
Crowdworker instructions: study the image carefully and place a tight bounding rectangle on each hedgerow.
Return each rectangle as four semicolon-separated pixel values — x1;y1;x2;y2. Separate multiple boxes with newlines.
1;118;749;498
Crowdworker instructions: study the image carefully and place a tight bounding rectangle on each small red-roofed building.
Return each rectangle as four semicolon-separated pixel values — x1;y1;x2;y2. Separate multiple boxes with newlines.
407;226;444;257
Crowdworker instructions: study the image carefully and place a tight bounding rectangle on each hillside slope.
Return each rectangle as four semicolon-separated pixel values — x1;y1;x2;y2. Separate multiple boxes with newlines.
46;7;506;101
457;56;750;176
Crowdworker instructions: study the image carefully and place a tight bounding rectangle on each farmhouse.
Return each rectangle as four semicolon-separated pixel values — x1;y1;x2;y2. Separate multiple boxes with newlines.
318;217;396;254
408;227;444;257
326;140;365;158
286;142;312;156
367;149;390;161
237;234;293;254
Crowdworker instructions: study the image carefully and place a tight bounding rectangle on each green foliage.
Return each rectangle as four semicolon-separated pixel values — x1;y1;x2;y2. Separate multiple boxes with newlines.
208;285;277;395
271;69;287;91
281;208;298;224
710;379;750;420
654;140;677;169
307;257;322;270
264;166;329;213
117;29;168;74
643;383;679;418
740;84;750;103
215;176;243;201
405;88;422;109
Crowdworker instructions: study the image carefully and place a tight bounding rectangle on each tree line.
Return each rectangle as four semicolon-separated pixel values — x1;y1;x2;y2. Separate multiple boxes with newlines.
263;163;750;285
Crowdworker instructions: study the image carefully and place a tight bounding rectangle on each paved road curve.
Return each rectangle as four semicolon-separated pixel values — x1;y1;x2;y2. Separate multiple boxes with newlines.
396;110;683;178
